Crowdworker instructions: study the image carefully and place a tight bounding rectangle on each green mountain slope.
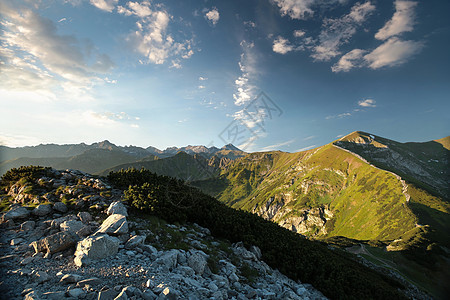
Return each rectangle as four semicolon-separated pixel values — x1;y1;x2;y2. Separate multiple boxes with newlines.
194;144;423;242
191;135;450;297
334;131;449;198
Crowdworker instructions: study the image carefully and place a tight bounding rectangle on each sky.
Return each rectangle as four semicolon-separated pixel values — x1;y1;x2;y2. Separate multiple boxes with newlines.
0;0;449;152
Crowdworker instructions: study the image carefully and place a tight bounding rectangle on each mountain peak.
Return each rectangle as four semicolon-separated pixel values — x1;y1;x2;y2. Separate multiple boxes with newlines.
221;144;241;151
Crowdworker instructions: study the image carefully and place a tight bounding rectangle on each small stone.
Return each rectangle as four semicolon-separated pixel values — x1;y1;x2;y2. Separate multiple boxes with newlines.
20;221;36;231
76;277;102;288
98;289;119;300
20;257;34;265
24;291;40;300
42;291;66;300
53;202;68;213
3;206;30;220
60;273;83;284
34;271;49;283
77;211;92;224
125;235;145;249
32;204;53;216
10;238;24;246
68;288;84;298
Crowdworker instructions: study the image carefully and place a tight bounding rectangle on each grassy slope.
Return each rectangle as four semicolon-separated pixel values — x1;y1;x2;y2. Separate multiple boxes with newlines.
336;131;450;198
195;144;419;241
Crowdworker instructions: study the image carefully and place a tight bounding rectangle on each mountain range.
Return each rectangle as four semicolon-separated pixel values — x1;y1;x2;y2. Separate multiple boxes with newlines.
0;141;246;177
1;131;449;297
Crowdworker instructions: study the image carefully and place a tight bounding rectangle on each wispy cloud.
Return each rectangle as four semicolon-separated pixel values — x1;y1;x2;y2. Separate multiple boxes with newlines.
303;135;315;141
205;7;220;25
364;38;423;69
296;144;316;152
0;1;114;99
90;0;118;12
233;41;257;106
273;36;294;54
375;0;417;40
332;1;422;72
358;99;376;107
271;2;375;62
272;0;316;20
118;1;194;66
326;98;376;119
331;49;366;72
260;139;295;151
293;30;305;38
311;1;375;61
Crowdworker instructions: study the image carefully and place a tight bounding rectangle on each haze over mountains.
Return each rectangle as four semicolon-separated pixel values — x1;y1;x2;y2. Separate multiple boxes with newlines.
0;141;246;177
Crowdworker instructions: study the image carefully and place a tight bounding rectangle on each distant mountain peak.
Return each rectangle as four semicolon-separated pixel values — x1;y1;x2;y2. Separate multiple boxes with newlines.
221;144;241;151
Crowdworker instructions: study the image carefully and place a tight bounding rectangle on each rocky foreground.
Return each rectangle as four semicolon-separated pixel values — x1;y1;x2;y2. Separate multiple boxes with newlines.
0;169;326;299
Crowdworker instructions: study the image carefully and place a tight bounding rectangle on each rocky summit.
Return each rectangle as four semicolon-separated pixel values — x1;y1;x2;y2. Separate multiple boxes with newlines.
0;168;326;300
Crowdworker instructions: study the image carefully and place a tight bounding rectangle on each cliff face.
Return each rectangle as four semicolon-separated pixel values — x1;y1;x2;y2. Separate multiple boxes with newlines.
252;195;334;237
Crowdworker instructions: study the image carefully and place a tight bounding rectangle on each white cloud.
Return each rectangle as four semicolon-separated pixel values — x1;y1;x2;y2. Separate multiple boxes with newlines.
325;112;351;119
331;48;366;72
233;41;257;106
261;139;295;151
293;30;305;38
0;2;113;97
272;0;316;20
375;0;417;40
118;1;194;66
312;1;375;61
90;0;118;12
205;7;220;25
199;76;208;81
273;37;294;54
358;99;376;107
244;21;256;28
364;37;423;69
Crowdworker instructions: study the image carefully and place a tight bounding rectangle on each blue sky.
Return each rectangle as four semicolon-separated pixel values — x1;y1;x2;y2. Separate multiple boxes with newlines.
0;0;448;152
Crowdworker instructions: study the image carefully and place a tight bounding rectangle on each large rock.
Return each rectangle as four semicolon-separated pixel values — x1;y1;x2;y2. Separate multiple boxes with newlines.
187;250;208;275
3;206;30;220
96;214;128;235
60;220;85;236
32;204;53;216
31;231;75;254
156;249;179;271
74;234;120;267
106;201;128;216
44;232;76;254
